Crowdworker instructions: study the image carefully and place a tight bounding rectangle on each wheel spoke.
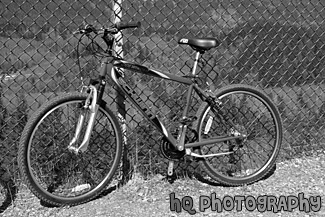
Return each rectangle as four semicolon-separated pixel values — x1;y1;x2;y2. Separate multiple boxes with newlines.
195;85;282;185
18;93;123;206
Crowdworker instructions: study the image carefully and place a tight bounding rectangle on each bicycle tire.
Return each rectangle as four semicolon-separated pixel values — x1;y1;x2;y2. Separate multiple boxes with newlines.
194;84;282;186
18;92;123;206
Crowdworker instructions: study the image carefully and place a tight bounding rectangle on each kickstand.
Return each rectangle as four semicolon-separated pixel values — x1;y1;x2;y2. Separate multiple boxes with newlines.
165;160;177;183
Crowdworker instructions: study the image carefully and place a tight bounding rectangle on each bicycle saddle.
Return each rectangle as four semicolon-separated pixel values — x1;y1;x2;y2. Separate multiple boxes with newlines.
178;37;220;51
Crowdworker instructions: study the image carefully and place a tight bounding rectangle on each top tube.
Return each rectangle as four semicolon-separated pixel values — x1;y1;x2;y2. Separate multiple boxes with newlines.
114;60;193;85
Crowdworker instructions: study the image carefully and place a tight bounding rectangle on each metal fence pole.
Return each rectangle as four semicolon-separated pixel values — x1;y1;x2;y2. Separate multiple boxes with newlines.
112;0;131;182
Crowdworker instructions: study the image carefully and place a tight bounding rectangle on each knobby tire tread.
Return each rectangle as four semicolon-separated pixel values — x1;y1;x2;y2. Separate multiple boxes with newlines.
194;84;282;186
18;92;124;207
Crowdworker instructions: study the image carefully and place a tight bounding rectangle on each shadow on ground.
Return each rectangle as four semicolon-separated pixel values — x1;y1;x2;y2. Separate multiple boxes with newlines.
0;173;18;214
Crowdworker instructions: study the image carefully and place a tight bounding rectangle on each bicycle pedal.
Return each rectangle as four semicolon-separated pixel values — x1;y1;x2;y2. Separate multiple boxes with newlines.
166;172;177;184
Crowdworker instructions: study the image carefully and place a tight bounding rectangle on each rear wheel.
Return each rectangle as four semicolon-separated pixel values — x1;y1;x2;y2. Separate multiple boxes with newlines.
194;84;282;186
18;92;123;206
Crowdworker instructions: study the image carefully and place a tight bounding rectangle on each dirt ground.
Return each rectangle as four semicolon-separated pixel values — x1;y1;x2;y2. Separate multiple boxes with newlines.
1;153;325;217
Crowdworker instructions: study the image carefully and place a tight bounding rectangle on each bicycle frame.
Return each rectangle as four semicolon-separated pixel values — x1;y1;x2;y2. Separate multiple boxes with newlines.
94;55;244;154
69;27;244;157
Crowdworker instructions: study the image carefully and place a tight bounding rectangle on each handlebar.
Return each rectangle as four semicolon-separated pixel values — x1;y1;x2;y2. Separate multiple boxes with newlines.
115;21;141;31
73;21;141;35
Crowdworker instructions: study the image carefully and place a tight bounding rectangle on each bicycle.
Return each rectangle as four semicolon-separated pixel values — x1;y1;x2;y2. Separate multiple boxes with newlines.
18;21;282;207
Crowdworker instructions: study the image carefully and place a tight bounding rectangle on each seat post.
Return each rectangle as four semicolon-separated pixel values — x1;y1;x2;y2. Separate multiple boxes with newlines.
191;51;201;76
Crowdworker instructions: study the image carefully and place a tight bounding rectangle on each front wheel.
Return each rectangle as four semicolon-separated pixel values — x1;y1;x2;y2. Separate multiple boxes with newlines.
194;84;282;186
18;92;123;206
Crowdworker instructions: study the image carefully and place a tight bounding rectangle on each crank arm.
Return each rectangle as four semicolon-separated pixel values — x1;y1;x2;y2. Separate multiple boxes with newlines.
167;160;174;176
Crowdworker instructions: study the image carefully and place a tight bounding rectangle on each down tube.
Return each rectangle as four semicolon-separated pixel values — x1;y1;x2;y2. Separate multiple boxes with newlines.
110;67;177;145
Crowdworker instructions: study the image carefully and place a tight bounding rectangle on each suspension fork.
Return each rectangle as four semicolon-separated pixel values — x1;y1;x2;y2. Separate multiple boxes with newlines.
67;84;100;154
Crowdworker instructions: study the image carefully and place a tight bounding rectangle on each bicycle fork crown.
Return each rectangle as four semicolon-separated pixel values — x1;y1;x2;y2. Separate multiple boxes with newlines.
68;85;99;154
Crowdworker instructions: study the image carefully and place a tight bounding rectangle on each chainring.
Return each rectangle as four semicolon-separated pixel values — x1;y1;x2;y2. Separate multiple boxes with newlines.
160;137;186;160
160;129;198;160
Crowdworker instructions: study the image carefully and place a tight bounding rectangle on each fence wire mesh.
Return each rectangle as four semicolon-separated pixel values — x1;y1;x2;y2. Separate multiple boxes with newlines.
1;0;325;209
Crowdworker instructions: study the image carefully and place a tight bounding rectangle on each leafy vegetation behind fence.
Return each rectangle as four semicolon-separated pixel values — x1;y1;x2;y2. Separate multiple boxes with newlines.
1;0;325;178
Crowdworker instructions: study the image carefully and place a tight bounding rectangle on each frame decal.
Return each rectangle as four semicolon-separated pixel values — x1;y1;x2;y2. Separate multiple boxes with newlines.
114;60;192;85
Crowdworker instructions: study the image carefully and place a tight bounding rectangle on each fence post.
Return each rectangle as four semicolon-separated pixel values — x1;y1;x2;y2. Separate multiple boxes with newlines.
112;0;131;183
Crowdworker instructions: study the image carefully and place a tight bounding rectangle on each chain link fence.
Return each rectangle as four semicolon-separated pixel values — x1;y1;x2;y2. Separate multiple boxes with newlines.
1;0;325;209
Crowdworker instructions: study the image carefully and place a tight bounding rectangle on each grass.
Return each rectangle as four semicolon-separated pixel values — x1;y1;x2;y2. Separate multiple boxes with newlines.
1;153;325;216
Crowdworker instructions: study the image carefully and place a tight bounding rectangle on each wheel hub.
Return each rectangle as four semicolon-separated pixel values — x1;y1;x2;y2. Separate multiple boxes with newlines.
230;124;247;148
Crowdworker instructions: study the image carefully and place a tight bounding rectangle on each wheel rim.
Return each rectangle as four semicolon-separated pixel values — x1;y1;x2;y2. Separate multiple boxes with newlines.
26;99;121;202
198;90;280;181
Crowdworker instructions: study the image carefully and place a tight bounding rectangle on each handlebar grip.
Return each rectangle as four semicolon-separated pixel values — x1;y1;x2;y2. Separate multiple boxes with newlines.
84;24;97;34
115;21;141;30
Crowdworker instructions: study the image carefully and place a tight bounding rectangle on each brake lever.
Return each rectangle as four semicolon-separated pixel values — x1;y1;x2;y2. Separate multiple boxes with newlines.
84;24;97;34
72;29;84;35
72;24;97;35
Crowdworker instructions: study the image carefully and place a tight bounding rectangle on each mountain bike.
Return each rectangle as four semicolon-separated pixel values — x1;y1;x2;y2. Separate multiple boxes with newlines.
18;21;282;206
